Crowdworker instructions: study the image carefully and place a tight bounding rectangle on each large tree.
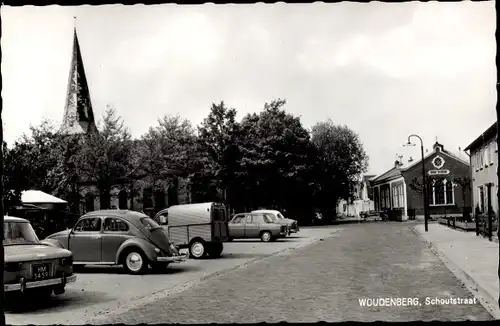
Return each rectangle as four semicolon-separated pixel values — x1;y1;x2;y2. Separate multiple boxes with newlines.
78;106;133;209
138;114;199;208
196;101;242;205
238;99;318;221
311;120;369;219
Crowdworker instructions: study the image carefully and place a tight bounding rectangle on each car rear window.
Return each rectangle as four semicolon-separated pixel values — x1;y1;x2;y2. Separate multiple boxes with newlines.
140;217;161;230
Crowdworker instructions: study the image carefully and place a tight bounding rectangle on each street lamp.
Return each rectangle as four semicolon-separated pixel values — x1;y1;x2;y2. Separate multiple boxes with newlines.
404;134;429;232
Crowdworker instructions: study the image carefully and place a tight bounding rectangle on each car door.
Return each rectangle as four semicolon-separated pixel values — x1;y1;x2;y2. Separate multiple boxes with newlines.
69;216;103;263
229;215;246;238
245;214;260;238
101;216;132;263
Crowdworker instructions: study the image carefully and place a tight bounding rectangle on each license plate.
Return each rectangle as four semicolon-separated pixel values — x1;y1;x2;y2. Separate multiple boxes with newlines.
32;263;51;281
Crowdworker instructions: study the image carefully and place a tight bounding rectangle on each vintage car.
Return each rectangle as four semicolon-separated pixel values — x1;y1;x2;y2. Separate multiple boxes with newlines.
43;210;187;274
154;202;229;259
251;209;299;235
4;216;76;298
228;212;288;242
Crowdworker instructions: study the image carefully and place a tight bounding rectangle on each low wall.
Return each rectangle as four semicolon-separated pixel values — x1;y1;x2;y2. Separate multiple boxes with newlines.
438;217;475;231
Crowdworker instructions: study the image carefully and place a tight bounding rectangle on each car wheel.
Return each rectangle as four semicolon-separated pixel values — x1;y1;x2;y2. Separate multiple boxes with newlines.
150;262;170;272
123;250;148;275
260;231;272;242
208;242;223;258
189;240;207;259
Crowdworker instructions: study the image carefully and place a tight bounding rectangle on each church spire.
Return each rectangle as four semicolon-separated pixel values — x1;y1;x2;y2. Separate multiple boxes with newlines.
61;20;98;135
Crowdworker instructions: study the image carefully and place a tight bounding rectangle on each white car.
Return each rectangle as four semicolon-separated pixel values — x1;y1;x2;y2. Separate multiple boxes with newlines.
251;209;299;235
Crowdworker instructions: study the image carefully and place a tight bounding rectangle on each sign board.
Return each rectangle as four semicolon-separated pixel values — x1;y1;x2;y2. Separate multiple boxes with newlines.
428;169;450;175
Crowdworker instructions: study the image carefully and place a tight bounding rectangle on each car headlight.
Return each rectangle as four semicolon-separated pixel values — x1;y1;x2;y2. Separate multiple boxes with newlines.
154;247;161;254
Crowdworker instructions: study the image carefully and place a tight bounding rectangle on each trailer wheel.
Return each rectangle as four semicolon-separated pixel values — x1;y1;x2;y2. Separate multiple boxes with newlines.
189;239;207;259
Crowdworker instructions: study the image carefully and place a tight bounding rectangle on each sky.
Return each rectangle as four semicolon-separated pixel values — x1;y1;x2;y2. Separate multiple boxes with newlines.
1;2;496;176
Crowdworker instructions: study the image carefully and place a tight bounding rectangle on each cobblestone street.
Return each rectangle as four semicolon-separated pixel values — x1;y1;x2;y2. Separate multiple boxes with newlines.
96;223;493;323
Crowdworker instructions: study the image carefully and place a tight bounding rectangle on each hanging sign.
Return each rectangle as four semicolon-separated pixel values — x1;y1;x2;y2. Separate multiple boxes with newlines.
428;169;450;175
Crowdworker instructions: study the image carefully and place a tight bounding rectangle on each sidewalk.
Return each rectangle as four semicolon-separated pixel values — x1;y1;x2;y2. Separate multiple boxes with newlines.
413;224;500;319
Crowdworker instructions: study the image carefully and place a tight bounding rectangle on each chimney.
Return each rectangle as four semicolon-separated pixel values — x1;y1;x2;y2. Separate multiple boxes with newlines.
408;156;414;163
394;160;403;168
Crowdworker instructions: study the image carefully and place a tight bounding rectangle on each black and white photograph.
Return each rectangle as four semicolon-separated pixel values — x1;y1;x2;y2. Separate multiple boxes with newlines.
0;1;497;324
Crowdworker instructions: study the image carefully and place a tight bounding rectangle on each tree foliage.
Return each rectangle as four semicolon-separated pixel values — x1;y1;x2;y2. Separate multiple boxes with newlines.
3;99;371;225
311;120;369;217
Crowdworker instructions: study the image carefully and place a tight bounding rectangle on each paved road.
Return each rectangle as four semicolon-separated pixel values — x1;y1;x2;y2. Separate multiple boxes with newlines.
95;223;493;323
5;227;337;325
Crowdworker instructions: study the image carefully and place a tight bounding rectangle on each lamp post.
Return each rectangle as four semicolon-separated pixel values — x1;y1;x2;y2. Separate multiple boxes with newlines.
405;134;429;232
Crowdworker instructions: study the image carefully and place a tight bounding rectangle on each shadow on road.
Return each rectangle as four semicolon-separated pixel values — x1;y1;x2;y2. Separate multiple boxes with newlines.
219;252;270;259
4;289;113;314
230;238;301;243
74;264;202;275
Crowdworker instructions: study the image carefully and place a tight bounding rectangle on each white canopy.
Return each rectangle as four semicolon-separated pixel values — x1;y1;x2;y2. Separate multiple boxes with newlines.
21;190;68;204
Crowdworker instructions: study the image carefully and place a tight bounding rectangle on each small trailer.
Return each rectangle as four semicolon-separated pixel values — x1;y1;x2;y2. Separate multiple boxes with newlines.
153;202;229;259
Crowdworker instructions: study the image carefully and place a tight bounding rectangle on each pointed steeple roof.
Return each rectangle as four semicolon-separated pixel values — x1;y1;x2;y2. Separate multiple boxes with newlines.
61;22;98;135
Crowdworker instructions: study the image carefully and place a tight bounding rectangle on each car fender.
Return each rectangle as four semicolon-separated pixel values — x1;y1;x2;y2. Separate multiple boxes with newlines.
41;238;65;249
115;238;157;263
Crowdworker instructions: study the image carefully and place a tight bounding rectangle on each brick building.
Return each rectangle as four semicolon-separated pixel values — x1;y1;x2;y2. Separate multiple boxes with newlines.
370;142;471;221
464;122;498;217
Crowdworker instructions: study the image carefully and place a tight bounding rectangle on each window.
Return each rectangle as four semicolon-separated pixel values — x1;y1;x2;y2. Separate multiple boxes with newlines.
445;181;454;205
103;217;129;232
427;181;434;205
74;217;102;232
490;142;495;164
434;180;445;205
479;186;485;213
481;149;485;168
245;215;253;223
262;214;275;223
495;140;498;153
213;208;226;221
231;215;245;224
485;145;491;166
140;217;161;230
392;185;399;208
3;222;39;245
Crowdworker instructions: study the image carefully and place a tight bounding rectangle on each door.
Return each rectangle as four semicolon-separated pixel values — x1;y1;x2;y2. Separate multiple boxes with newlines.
69;216;103;263
101;217;132;263
245;214;260;238
229;214;246;238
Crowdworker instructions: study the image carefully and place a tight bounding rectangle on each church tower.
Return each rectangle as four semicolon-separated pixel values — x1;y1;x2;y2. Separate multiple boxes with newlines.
60;21;98;135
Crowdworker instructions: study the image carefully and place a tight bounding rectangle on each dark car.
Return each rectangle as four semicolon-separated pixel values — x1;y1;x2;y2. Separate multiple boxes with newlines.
43;210;187;275
4;216;76;298
228;212;288;242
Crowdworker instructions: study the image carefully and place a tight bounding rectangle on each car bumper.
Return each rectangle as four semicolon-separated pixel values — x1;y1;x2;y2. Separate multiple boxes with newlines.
157;253;188;263
5;274;77;292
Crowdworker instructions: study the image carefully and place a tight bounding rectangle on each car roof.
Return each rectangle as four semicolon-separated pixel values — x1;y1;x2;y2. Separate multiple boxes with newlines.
252;209;279;214
3;216;29;223
83;210;148;221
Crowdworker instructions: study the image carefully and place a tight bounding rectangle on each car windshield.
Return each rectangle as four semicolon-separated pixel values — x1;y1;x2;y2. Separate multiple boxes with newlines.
276;213;286;219
140;217;162;231
3;221;40;246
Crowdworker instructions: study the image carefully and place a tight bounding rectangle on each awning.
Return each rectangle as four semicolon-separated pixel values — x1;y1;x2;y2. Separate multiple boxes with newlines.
21;190;68;204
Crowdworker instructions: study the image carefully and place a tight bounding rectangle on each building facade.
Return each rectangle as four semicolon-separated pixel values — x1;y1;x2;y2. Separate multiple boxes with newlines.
61;26;192;215
464;122;498;217
370;142;471;221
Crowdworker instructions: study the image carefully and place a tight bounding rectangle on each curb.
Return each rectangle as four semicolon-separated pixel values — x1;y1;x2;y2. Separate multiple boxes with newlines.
411;227;500;320
85;229;342;324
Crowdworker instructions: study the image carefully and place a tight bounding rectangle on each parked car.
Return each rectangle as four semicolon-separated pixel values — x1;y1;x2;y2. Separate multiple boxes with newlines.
43;210;187;275
228;212;288;242
153;202;229;259
4;216;77;298
251;209;299;235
